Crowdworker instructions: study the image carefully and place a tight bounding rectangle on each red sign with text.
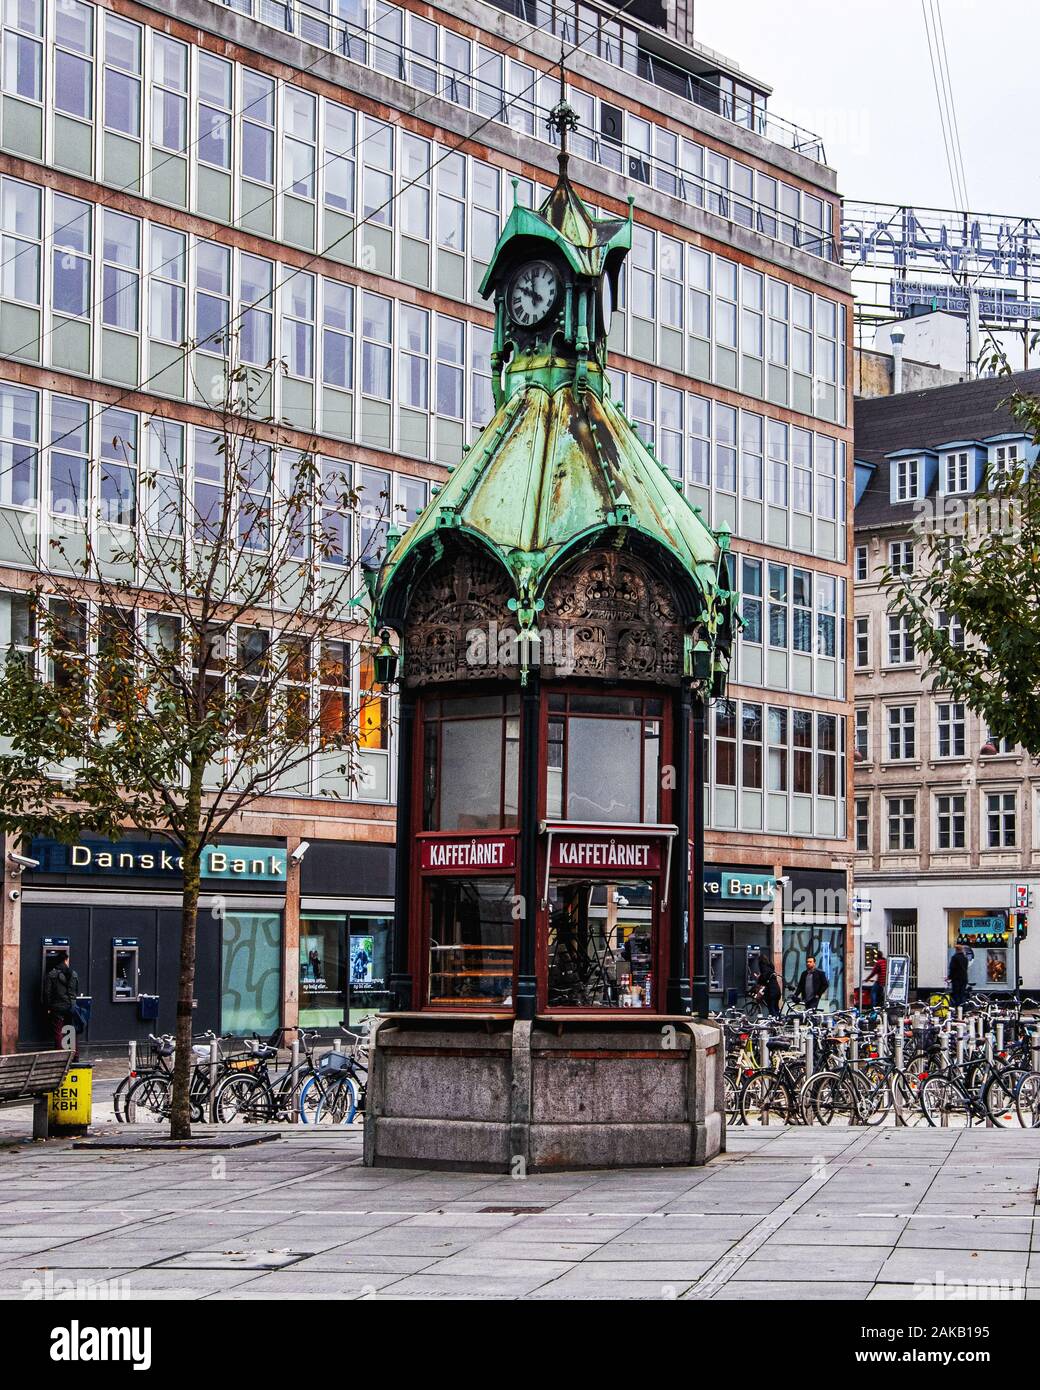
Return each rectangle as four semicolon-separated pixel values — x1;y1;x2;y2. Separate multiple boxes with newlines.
550;837;662;872
420;835;517;872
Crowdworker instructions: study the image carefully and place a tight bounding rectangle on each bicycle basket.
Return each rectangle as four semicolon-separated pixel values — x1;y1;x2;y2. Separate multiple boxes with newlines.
317;1050;351;1074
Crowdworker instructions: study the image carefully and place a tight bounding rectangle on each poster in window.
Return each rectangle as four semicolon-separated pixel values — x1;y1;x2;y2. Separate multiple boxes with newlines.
350;934;375;987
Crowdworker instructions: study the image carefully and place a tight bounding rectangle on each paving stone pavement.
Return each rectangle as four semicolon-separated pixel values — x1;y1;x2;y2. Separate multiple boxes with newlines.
1;1114;1039;1300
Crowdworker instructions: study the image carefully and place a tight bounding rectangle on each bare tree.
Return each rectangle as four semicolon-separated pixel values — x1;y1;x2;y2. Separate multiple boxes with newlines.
0;346;392;1138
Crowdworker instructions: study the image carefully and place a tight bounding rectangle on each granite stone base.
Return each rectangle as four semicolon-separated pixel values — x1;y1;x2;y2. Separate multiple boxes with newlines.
363;1015;726;1172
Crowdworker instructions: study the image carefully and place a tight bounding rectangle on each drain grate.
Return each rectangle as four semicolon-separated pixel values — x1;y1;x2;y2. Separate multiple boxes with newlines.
479;1205;550;1215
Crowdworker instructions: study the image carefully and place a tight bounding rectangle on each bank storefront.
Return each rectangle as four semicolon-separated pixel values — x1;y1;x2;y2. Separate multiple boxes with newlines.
705;866;778;1010
20;835;287;1047
705;864;849;1010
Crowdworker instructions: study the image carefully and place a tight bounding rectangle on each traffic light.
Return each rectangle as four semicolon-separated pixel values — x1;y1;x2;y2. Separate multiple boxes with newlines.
1014;911;1029;941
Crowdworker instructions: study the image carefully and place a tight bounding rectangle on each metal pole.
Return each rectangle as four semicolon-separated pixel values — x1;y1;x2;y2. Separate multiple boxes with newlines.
758;1026;770;1072
690;690;708;1016
128;1039;137;1078
208;1037;219;1123
893;1025;906;1126
289;1037;300;1124
804;1028;814;1076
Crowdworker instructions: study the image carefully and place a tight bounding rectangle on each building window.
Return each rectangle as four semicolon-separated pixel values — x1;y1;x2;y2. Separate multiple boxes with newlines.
887;796;915;851
854;615;870;669
936;702;965;758
937;610;964;648
944;450;970;493
0;380;38;508
888;539;914;575
990;442;1019;485
741;557;762;643
886;705;915;760
1;177;41;311
54;0;93;121
50;394;89;520
198;53;233;170
854;707;869;761
854;544;868;581
986;791;1016;848
894;457;920;501
936;793;966;850
984;727;1016;755
887;613;915;665
322;280;355;391
103;13;141;138
855;796;869;852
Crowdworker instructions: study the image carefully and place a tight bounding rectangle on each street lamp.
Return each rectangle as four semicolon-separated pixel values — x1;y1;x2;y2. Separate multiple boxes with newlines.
372;629;398;689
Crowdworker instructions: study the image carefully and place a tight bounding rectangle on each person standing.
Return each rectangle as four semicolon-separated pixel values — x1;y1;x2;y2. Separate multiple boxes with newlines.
948;943;970;1009
753;950;783;1019
44;950;81;1061
864;949;887;1008
794;954;829;1011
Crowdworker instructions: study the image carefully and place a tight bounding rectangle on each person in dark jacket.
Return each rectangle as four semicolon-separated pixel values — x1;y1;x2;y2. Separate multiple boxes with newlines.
794;955;829;1011
753;950;783;1018
948;944;970;1008
44;952;80;1060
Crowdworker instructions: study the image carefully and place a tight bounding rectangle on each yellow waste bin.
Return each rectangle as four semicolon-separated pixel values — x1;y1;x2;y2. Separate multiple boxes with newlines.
47;1063;92;1133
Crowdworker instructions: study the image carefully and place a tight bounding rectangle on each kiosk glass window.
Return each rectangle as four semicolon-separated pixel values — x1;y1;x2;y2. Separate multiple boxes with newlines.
422;694;519;831
427;877;514;1006
547;693;662;824
547;878;654;1009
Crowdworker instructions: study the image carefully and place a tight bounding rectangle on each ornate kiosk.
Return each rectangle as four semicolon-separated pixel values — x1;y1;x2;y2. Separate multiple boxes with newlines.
364;103;737;1171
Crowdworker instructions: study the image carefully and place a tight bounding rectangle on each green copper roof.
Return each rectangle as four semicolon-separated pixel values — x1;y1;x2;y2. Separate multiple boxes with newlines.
376;380;720;613
373;107;736;685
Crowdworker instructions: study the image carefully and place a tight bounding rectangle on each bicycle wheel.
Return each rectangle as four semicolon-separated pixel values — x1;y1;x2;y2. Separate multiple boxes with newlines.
112;1073;133;1123
297;1071;326;1124
314;1074;359;1125
213;1072;273;1124
891;1071;928;1126
124;1074;171;1122
851;1069;893;1126
919;1074;972;1127
723;1072;743;1126
802;1072;857;1125
982;1067;1027;1127
1014;1071;1040;1127
738;1069;793;1126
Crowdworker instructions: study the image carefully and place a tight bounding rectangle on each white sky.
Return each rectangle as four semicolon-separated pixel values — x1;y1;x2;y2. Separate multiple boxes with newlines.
695;0;1036;215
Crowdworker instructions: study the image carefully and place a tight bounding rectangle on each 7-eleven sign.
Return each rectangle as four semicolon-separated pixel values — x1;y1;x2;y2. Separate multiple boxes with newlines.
1014;884;1032;909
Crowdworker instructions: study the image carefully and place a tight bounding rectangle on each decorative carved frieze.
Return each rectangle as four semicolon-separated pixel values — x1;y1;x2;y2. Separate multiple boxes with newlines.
543;550;683;684
402;545;684;687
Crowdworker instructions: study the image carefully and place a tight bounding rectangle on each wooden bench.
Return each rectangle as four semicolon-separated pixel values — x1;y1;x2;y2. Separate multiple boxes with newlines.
0;1051;72;1139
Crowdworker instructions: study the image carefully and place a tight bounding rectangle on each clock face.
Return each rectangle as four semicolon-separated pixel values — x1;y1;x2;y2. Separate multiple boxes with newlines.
507;260;561;328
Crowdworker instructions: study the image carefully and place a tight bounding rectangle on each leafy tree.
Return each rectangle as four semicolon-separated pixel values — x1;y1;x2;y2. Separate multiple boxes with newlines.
881;364;1040;756
0;351;387;1137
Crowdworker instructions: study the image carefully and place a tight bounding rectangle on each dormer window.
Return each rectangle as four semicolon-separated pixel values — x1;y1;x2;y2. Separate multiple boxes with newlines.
944;451;970;494
990;442;1019;484
894;457;920;501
